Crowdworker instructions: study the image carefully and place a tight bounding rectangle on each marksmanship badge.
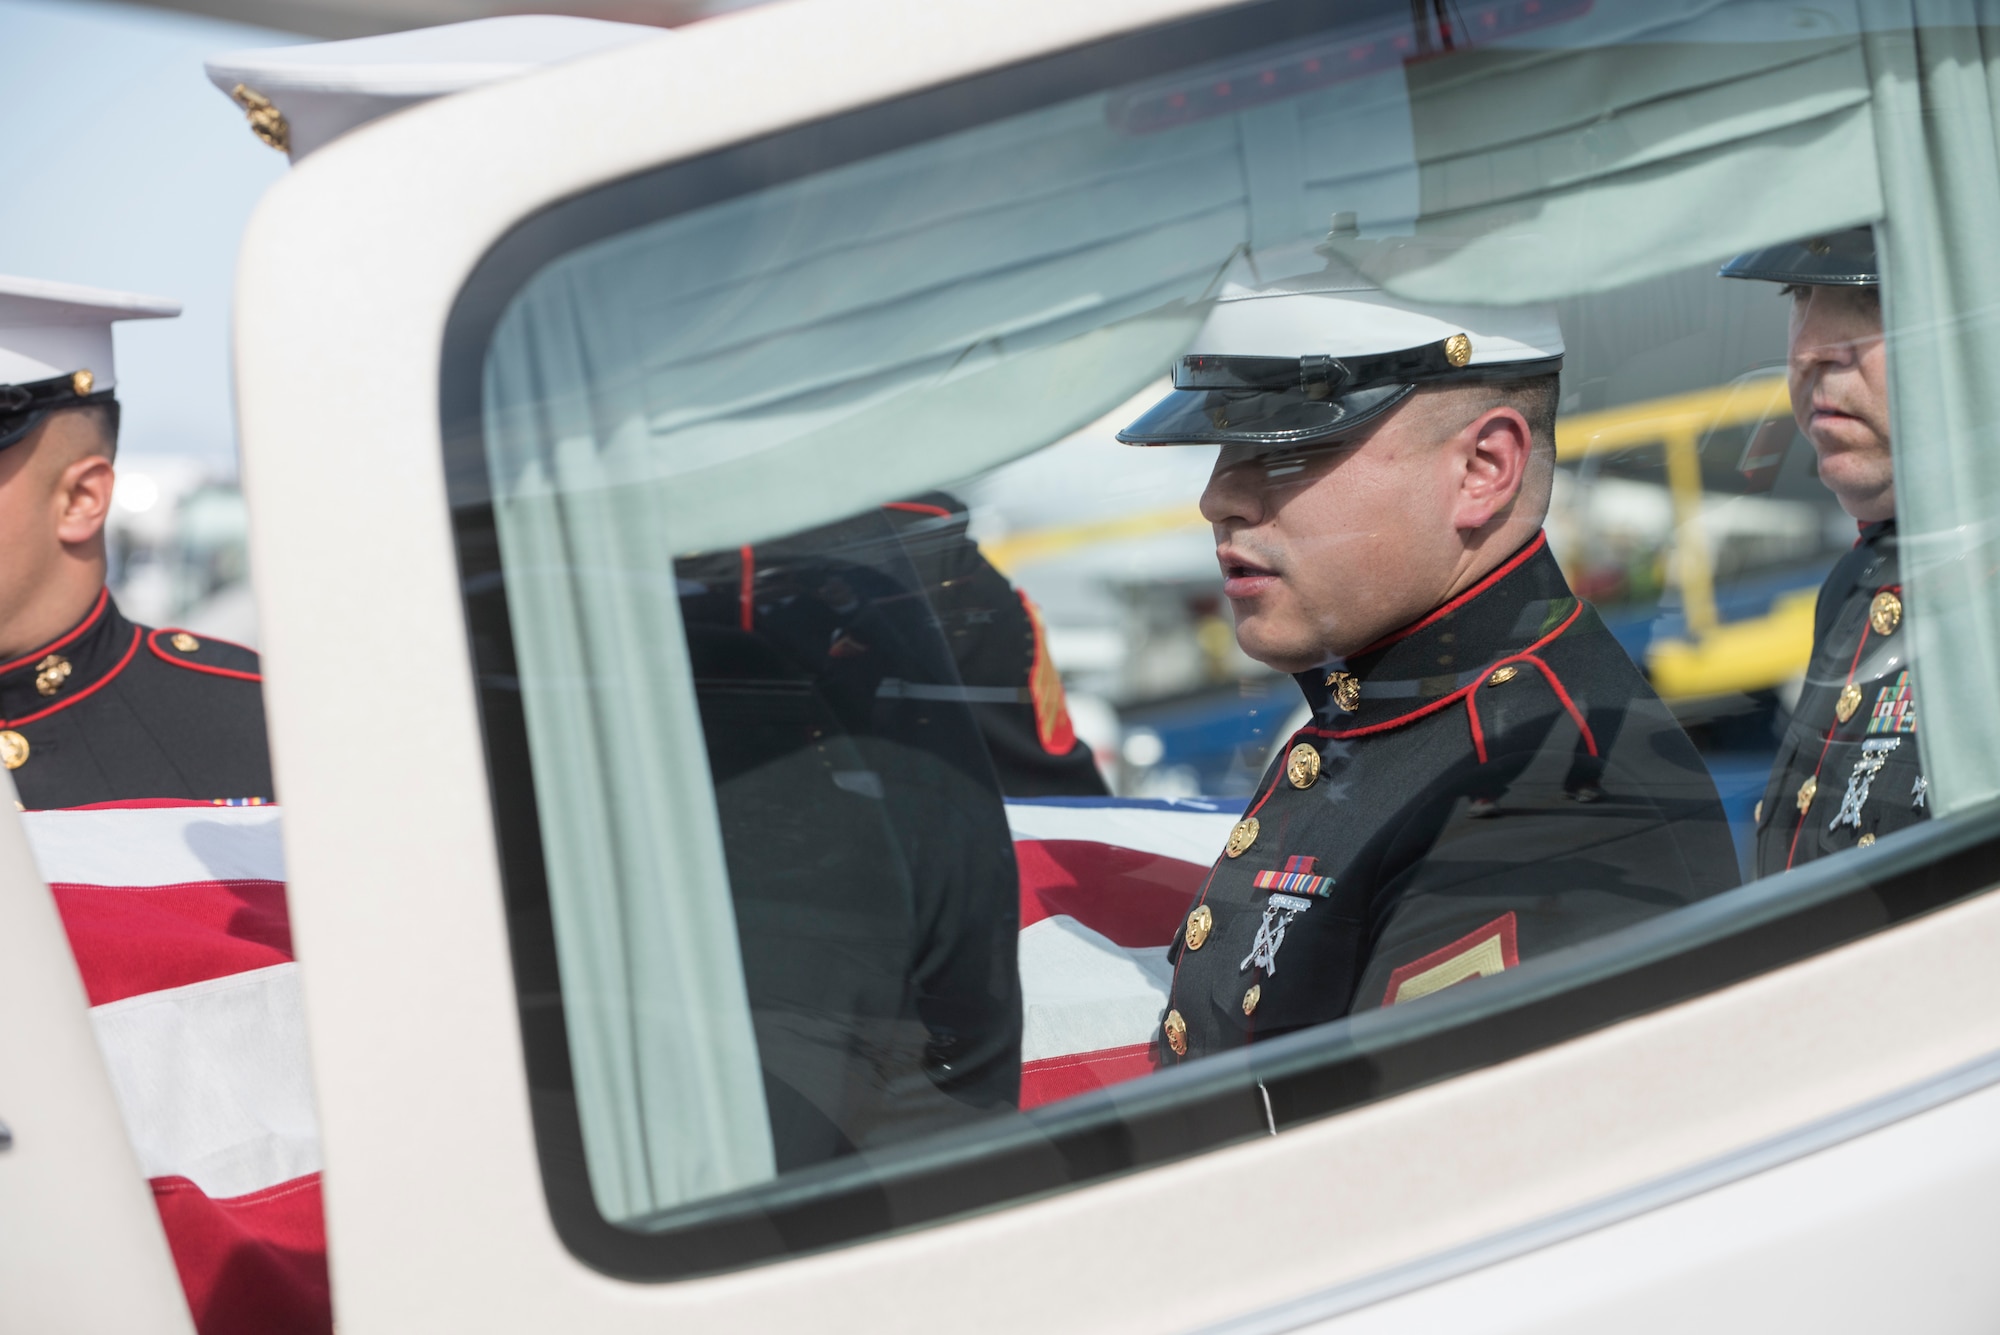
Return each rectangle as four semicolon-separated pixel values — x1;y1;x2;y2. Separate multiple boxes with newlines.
1830;737;1899;831
1241;893;1313;975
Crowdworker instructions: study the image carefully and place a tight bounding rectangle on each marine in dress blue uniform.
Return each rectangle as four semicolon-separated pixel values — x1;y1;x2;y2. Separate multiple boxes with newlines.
1720;230;1927;875
679;506;1023;1165
0;592;271;811
1118;261;1739;1062
872;493;1106;798
0;277;273;811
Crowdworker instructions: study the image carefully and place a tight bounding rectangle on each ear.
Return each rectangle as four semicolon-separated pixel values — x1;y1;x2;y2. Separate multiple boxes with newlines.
53;454;116;547
1449;406;1533;533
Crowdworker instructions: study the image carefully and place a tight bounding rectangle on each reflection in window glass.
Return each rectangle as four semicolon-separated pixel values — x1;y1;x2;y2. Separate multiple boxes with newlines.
458;0;2000;1267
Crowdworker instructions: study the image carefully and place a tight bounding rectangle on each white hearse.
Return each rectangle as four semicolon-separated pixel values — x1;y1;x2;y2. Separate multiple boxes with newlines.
7;0;2000;1330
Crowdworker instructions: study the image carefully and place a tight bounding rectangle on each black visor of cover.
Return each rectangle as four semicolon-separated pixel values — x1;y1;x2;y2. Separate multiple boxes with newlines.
1117;337;1561;448
0;373;112;452
1719;226;1878;286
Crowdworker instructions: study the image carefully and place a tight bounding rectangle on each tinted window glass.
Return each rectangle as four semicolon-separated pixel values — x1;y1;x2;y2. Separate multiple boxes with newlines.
445;0;2000;1276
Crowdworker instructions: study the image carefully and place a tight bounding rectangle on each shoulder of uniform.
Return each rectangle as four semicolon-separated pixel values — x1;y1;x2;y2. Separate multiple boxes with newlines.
1472;658;1570;732
142;627;263;681
1470;628;1627;753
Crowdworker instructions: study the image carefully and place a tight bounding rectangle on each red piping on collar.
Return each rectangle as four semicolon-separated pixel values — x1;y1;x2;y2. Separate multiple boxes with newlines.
738;546;755;633
146;629;263;682
1348;532;1548;659
1304;599;1585;745
2;626;140;727
882;501;953;518
0;588;110;676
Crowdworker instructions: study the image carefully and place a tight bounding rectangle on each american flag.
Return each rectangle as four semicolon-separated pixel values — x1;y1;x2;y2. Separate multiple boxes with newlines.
33;795;1235;1333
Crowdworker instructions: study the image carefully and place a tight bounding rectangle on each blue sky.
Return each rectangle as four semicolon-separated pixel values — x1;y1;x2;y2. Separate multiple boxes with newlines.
0;0;302;472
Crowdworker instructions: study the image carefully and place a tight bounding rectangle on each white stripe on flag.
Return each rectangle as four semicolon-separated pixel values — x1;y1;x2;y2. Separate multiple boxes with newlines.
23;806;286;887
1004;802;1239;866
90;962;321;1199
1019;914;1172;1063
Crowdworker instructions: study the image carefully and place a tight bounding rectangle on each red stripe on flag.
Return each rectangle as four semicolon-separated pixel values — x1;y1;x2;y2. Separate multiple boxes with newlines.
50;881;293;1006
1020;1043;1158;1109
1014;839;1205;947
152;1173;330;1335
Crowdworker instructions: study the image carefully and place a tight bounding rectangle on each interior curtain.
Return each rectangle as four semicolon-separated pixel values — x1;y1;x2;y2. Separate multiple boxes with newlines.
1329;2;1884;302
483;288;779;1222
475;67;1435;1220
1863;1;2000;814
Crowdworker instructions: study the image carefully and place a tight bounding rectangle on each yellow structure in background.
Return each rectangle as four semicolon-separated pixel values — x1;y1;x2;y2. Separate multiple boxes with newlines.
1556;372;1808;700
982;504;1204;575
1646;587;1817;699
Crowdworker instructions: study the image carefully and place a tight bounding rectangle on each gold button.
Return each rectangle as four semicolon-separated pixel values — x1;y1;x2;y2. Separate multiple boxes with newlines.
1184;904;1213;951
1286;742;1321;789
71;368;94;396
1797;775;1818;813
1323;671;1360;714
33;654;71;698
1242;985;1261;1016
1858;833;1877;848
1487;665;1519;687
1163;1009;1188;1056
1836;682;1863;723
0;730;27;771
1443;332;1472;367
1224;816;1260;858
1869;591;1902;636
1754;799;1764;823
171;632;200;652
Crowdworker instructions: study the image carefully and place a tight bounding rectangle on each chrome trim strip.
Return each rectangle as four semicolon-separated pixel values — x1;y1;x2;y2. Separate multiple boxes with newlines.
1189;1047;2000;1334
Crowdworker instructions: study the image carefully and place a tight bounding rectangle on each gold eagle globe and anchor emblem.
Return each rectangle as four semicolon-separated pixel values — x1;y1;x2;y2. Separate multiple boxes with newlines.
229;83;291;153
1323;670;1360;714
34;654;71;698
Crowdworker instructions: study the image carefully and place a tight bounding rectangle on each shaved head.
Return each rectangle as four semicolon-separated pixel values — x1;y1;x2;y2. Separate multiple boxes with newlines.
1399;373;1560;526
0;405;119;659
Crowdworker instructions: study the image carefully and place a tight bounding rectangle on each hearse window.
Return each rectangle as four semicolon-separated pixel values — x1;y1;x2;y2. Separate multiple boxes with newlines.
444;0;2000;1278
